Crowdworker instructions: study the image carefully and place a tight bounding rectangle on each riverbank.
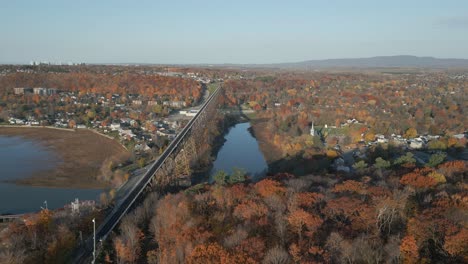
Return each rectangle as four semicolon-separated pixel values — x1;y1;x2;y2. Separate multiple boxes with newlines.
190;114;241;183
0;127;128;189
249;118;283;164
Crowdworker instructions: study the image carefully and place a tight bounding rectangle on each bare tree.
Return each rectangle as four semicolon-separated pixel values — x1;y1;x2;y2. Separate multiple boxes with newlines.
376;189;409;236
262;246;291;264
286;178;310;192
117;215;142;263
264;194;286;213
224;226;248;249
352;236;384;264
0;249;26;264
384;236;401;264
326;232;355;264
275;212;288;246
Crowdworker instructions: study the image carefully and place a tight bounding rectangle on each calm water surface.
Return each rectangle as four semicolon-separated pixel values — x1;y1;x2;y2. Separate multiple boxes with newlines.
0;136;101;214
210;122;268;181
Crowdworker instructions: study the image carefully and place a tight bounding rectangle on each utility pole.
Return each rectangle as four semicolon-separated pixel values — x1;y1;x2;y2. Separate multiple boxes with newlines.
92;218;96;264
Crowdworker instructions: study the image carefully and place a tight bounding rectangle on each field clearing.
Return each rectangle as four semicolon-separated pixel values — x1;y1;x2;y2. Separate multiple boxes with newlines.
0;127;128;189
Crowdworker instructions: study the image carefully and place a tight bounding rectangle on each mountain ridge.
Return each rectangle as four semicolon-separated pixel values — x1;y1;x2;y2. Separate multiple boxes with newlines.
269;55;468;68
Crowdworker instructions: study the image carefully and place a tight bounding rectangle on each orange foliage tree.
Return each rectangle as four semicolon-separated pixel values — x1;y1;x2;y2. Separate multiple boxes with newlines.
400;235;419;264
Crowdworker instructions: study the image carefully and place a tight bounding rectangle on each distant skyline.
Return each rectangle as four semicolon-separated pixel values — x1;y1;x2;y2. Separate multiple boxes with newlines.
1;0;468;64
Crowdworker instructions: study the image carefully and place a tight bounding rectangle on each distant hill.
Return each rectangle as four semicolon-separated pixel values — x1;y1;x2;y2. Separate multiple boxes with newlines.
274;55;468;69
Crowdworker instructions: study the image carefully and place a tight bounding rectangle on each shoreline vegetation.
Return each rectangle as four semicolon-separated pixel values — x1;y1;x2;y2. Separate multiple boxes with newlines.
250;119;283;164
0;126;128;189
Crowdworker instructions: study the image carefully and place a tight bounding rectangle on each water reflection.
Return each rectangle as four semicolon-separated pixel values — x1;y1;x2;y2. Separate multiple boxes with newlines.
0;136;101;214
210;122;268;182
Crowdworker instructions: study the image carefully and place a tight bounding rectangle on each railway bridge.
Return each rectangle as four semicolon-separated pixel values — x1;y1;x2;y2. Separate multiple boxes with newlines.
73;85;223;263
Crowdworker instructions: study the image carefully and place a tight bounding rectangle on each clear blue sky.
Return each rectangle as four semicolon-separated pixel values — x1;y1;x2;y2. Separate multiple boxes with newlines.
1;0;468;64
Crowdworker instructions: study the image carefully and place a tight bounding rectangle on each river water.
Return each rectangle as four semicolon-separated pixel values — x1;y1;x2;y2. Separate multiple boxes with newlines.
0;136;102;214
209;122;268;182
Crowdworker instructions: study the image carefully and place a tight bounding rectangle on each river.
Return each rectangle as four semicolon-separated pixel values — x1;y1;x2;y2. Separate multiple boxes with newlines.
209;122;268;182
0;136;102;214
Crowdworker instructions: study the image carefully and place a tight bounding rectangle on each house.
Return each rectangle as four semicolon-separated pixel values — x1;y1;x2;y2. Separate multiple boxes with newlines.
132;100;143;106
376;134;388;143
163;101;186;108
13;87;32;95
119;129;135;138
26;120;40;126
166;120;181;129
9;118;25;125
54;121;67;128
134;143;151;152
110;123;121;130
377;138;389;143
347;118;359;124
409;139;424;149
147;100;158;106
120;118;132;124
76;124;87;129
185;110;198;117
33;87;57;95
47;88;58;95
33;87;48;95
130;120;138;127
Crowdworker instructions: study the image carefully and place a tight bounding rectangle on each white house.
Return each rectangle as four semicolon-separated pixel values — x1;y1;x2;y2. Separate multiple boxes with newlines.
134;143;151;152
110;123;121;130
132;100;143;106
33;87;47;95
409;139;424;149
186;110;198;117
119;129;135;138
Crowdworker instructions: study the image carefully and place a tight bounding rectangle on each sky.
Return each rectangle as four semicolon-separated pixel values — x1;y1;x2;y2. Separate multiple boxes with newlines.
1;0;468;64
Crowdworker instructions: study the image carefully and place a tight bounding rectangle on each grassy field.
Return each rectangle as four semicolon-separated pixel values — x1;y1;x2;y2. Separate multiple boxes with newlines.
0;127;128;189
207;83;218;94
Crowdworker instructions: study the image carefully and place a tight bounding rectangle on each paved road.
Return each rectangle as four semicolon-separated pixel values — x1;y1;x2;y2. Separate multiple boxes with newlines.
112;164;151;207
166;87;211;122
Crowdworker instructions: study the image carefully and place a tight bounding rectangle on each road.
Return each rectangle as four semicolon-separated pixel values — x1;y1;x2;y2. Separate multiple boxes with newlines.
72;85;221;263
112;85;212;208
165;86;211;122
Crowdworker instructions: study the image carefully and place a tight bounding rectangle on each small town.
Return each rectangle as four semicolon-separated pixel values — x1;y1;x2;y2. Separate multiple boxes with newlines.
2;70;220;163
0;1;467;262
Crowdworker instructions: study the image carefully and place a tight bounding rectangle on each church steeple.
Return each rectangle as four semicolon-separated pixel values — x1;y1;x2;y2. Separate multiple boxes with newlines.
310;122;315;136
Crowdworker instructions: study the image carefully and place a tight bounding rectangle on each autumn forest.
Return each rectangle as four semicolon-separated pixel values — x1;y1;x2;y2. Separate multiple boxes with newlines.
0;65;466;263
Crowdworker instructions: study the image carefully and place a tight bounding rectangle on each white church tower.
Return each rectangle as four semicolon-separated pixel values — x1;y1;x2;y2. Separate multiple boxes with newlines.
310;122;315;136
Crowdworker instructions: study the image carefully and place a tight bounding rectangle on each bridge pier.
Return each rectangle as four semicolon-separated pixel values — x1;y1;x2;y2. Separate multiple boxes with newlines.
71;86;224;264
147;86;223;190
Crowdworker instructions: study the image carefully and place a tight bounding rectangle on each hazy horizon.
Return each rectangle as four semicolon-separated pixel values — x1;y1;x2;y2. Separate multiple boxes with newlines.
3;55;468;66
1;0;468;64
